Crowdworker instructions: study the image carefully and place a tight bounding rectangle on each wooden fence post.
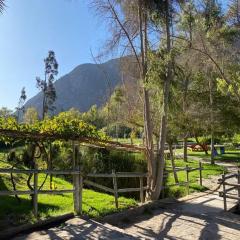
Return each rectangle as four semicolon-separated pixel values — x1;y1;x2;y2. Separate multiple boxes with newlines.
49;143;53;190
73;143;82;215
33;165;38;218
222;173;227;211
186;164;190;195
199;161;203;186
79;173;83;215
237;169;240;200
112;170;118;208
140;177;144;203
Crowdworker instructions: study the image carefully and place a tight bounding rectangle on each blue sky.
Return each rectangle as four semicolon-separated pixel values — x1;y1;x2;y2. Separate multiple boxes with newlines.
0;0;109;110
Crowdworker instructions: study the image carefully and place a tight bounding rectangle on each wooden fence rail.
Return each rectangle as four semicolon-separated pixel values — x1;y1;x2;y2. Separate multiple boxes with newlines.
218;170;240;211
0;161;204;216
163;161;203;191
84;170;148;208
0;168;82;217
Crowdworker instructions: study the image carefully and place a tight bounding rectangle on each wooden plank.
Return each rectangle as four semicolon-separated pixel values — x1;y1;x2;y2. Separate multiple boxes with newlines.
188;167;203;173
221;173;237;181
223;194;240;201
86;172;148;178
84;180;114;193
118;188;141;193
225;186;237;193
224;182;240;188
87;173;113;178
38;170;81;175
38;190;74;194
116;172;148;178
0;190;34;196
0;168;81;175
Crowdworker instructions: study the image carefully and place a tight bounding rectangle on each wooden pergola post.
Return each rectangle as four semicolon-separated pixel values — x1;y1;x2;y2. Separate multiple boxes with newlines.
199;161;203;186
222;173;227;211
186;164;190;195
33;163;38;218
73;142;82;215
112;169;119;208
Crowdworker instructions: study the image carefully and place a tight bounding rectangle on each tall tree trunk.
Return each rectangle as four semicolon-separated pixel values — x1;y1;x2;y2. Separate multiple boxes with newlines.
138;1;155;195
149;0;172;200
209;76;215;164
183;136;188;162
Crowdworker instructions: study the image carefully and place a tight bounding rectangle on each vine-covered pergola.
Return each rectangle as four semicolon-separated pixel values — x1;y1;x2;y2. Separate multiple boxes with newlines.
0;128;145;152
0;117;146;216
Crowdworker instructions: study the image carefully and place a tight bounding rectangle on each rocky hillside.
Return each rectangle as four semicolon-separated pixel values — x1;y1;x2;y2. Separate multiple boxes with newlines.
24;58;121;115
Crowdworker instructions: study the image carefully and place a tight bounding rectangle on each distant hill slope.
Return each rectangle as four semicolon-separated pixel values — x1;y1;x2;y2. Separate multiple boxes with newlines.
24;58;121;115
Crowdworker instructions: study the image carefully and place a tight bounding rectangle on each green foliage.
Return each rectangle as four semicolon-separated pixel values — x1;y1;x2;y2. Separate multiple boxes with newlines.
232;134;240;145
0;111;108;144
0;154;137;229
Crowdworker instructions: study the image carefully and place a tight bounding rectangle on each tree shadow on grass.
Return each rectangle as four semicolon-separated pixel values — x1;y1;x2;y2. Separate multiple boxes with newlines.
0;193;61;230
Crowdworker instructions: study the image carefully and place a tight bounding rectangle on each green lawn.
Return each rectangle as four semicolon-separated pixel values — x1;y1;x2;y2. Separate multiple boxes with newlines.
113;138;144;145
0;152;137;229
164;159;224;197
188;149;240;163
0;150;224;229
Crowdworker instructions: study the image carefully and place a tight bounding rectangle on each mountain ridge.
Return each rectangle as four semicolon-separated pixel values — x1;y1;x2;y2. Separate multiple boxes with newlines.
24;58;121;115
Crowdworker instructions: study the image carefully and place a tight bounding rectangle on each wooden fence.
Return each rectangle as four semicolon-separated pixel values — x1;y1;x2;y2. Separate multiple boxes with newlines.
0;161;204;217
0;168;83;217
85;171;148;208
0;168;148;217
218;170;240;211
163;161;203;195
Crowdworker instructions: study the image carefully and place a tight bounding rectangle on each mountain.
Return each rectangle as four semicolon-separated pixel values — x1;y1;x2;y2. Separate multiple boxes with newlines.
24;58;121;115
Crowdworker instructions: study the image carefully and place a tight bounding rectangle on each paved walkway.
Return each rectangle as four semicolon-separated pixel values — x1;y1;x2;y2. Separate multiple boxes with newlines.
14;158;240;240
122;191;240;239
14;189;240;240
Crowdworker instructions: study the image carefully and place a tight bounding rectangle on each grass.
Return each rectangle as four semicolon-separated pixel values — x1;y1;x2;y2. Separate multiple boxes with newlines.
0;150;225;229
112;138;143;145
0;152;137;229
164;159;224;198
188;149;240;163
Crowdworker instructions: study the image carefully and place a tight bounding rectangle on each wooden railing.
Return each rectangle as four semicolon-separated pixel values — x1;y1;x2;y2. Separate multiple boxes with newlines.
0;168;83;217
85;171;148;208
0;168;148;216
0;161;204;217
163;161;203;195
218;170;240;211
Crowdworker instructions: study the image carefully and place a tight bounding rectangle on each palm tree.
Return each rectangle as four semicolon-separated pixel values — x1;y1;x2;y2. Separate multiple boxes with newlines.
0;0;6;13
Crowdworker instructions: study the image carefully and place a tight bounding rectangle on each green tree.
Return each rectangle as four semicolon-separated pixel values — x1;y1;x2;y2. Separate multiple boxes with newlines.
0;0;5;13
36;51;58;119
16;87;27;122
23;107;39;124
